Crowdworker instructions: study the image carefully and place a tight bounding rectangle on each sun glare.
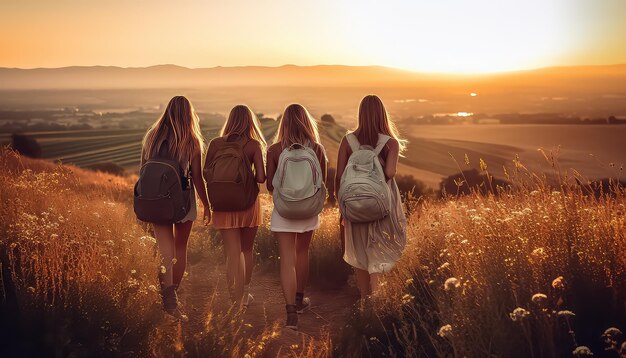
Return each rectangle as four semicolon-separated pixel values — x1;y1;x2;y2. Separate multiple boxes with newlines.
333;0;578;73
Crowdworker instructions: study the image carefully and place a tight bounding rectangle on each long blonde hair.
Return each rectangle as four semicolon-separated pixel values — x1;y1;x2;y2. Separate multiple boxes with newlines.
142;96;205;163
355;95;406;153
220;105;267;151
274;104;320;148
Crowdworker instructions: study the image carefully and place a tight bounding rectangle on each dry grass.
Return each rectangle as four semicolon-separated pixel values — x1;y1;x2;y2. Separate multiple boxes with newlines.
1;146;625;357
338;157;626;357
0;148;281;356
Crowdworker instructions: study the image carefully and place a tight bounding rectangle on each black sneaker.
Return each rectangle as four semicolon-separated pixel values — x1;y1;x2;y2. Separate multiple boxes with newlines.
162;285;188;322
285;304;298;330
296;297;310;313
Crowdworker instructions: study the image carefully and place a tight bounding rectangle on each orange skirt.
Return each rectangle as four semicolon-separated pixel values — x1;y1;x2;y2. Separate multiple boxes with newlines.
212;197;262;229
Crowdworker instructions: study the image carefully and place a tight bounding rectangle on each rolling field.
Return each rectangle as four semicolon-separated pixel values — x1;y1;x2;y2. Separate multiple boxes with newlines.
3;120;624;189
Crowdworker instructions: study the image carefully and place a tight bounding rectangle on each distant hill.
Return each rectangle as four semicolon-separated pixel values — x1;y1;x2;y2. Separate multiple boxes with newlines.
1;64;625;94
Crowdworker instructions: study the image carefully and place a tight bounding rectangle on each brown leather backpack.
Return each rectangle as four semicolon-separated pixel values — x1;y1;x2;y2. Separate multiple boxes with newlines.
203;136;259;211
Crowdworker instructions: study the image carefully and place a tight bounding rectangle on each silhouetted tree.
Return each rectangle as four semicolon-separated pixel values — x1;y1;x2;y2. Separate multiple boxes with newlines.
321;114;336;123
11;134;42;158
439;169;509;197
576;177;625;198
395;174;430;199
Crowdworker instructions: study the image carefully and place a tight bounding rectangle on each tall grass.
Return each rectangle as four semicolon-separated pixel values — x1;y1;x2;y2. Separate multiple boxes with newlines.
1;146;624;357
0;148;283;356
337;158;626;357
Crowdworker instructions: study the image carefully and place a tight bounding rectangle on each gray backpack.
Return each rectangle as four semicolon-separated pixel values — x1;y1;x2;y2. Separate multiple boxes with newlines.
338;133;391;223
134;142;191;224
272;143;326;219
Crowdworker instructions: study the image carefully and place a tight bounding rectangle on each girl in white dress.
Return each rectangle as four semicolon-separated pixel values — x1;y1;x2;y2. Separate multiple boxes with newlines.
335;95;407;298
266;104;327;330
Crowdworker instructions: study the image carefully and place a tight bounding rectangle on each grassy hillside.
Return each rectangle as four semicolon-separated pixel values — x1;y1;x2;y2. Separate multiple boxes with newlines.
1;148;624;357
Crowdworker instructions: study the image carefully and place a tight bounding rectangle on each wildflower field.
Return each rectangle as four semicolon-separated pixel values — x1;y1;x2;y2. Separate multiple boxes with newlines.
1;146;624;357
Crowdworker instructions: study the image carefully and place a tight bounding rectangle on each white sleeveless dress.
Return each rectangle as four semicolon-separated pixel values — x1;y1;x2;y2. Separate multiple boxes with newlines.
342;134;407;274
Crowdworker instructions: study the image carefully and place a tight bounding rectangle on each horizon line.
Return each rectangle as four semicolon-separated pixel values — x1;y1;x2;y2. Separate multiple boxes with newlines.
2;62;626;76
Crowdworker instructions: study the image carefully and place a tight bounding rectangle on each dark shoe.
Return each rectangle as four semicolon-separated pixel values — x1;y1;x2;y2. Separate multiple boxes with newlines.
162;285;188;321
296;297;310;314
243;293;254;307
285;304;298;330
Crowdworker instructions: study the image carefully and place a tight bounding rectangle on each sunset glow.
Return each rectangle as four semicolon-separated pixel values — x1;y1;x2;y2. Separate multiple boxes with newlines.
0;0;625;72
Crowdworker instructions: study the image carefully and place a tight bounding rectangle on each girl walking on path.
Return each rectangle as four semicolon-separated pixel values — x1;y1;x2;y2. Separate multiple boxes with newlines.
204;105;266;306
139;96;211;319
266;104;327;330
335;95;407;299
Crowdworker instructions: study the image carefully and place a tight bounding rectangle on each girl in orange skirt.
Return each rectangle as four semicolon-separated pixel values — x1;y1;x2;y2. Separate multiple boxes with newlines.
205;105;266;305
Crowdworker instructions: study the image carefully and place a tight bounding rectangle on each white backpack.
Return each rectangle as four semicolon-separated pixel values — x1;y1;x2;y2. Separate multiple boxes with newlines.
272;143;326;219
338;133;391;223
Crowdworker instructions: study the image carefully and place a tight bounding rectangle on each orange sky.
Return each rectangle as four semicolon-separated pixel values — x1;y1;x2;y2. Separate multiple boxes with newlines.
1;0;624;73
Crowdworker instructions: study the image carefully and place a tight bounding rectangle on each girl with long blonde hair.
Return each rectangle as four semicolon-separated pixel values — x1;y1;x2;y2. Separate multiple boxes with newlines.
140;95;211;319
266;104;327;330
204;105;266;306
335;95;407;298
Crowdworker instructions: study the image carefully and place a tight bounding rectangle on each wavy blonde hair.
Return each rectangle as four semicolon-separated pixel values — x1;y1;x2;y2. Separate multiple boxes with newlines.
220;105;267;151
355;95;407;154
142;96;205;164
274;104;320;148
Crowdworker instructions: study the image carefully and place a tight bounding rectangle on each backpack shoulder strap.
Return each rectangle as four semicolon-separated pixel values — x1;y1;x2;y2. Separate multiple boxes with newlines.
373;134;391;155
346;133;360;153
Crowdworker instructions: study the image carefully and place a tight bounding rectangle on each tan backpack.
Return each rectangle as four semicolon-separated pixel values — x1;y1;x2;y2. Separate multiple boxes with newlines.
338;133;391;223
272;143;326;219
203;136;259;211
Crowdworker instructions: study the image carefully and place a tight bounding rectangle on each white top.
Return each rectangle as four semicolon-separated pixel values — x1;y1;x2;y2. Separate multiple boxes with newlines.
270;208;320;233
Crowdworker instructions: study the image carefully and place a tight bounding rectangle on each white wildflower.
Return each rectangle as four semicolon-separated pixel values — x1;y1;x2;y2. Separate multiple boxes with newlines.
602;327;622;337
532;293;548;305
509;307;530;321
552;276;565;290
557;310;575;318
572;346;593;356
444;277;460;291
437;324;453;338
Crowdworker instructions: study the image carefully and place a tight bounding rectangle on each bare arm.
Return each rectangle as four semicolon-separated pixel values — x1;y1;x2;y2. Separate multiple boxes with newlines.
335;137;350;198
383;139;400;180
252;141;266;183
318;144;327;190
266;145;277;192
191;149;209;208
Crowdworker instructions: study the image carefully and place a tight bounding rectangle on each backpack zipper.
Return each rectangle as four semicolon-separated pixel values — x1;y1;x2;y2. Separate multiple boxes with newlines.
143;161;182;189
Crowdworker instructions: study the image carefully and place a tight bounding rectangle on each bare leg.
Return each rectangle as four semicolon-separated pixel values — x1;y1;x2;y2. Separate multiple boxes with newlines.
295;231;312;294
355;268;371;299
370;273;382;295
277;232;297;305
221;229;244;301
240;227;258;286
173;220;193;287
153;224;176;287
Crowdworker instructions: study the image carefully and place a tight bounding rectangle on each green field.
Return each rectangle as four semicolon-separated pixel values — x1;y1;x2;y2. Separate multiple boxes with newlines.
0;118;285;172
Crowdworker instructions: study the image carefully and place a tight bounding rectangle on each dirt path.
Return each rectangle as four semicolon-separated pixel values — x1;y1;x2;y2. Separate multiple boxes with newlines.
178;261;359;357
